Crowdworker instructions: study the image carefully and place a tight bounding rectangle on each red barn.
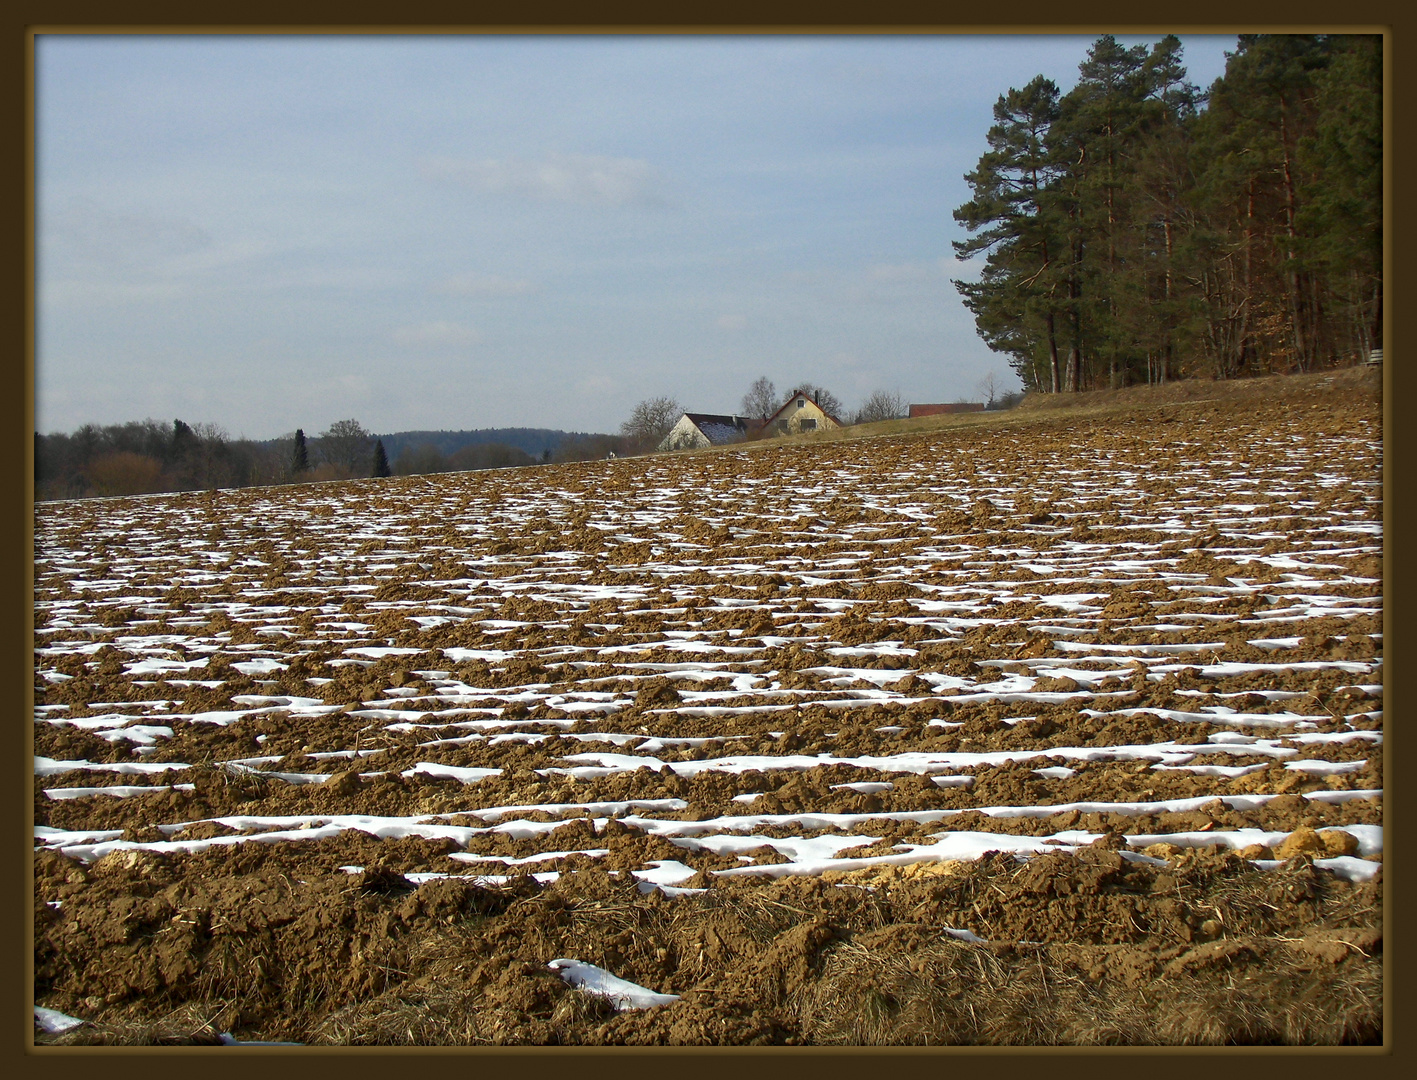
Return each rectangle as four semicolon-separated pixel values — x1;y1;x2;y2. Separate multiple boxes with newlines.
908;402;985;418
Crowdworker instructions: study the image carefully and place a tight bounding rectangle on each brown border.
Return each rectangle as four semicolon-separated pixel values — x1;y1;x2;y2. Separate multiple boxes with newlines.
10;1;1410;1072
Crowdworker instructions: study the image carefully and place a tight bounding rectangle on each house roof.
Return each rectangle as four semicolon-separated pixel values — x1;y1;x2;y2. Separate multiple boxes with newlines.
679;413;761;445
762;393;842;427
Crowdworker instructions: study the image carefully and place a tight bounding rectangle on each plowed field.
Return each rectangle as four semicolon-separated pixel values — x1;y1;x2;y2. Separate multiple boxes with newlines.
33;367;1384;1045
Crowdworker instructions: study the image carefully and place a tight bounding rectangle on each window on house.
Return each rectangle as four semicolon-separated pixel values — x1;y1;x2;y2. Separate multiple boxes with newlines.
776;419;789;432
796;398;806;408
800;418;817;431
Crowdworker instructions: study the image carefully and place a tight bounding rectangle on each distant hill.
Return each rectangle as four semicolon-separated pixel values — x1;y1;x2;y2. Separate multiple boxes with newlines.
374;428;612;463
258;427;608;462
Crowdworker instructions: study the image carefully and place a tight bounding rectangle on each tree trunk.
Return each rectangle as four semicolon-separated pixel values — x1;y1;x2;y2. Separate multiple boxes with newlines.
1238;179;1255;376
1278;107;1309;373
1161;217;1174;382
1371;277;1383;350
1045;311;1061;393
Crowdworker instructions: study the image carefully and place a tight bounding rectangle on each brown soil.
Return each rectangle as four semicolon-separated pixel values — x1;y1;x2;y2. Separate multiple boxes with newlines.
33;366;1383;1045
34;842;1380;1046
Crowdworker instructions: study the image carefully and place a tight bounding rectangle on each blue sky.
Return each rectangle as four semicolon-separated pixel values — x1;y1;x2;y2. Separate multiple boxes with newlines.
35;33;1238;440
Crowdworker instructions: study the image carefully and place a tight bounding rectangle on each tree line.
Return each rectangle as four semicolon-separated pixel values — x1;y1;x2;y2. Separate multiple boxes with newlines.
376;427;593;464
35;419;289;501
33;416;626;501
953;34;1381;393
36;375;1021;498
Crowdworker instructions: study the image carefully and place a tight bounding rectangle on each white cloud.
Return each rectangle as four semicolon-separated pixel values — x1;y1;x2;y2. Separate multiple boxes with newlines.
422;152;668;207
716;313;747;331
390;320;481;347
437;272;537;297
576;373;617;396
41;279;195;306
47;197;212;268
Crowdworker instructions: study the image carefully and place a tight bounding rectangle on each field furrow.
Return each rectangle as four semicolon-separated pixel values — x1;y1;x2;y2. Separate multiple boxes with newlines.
34;375;1384;1045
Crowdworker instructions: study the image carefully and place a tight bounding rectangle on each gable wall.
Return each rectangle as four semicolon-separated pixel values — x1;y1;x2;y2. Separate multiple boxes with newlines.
659;415;712;452
772;397;839;435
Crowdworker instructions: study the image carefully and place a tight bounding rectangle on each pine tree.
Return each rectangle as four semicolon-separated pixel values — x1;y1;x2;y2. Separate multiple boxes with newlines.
291;429;309;474
1052;36;1153;389
373;439;391;478
168;419;200;489
171;419;196;460
1191;34;1340;375
954;34;1380;388
953;75;1068;391
1125;35;1204;384
1297;35;1383;360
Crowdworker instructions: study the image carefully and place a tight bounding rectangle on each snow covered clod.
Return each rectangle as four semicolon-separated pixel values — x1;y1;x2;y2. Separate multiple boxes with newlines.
547;959;680;1010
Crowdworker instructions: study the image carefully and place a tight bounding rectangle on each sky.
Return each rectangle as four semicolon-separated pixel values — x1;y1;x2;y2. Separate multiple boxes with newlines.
35;33;1239;440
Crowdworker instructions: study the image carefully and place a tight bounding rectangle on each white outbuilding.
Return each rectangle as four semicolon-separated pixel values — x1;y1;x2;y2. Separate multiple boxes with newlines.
657;413;762;452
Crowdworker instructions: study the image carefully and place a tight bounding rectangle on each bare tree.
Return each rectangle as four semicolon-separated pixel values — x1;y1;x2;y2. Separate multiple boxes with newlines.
317;419;373;476
976;372;1003;409
393;443;450;476
740;376;777;419
554;433;626;463
84;452;166;496
188;421;233;489
619;397;682;454
852;389;907;425
783;384;844;419
448;443;536;471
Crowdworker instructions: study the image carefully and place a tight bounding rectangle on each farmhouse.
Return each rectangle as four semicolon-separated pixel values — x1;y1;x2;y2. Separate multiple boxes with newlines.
763;392;842;436
908;402;985;418
658;413;763;452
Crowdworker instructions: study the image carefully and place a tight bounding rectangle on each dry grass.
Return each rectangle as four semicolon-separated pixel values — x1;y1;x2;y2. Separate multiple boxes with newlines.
38;1000;235;1046
308;984;623;1046
309;987;494;1045
1151;954;1382;1045
793;935;1381;1045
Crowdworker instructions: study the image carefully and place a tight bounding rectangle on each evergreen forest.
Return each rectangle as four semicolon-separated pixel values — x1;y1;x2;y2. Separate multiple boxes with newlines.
952;34;1382;393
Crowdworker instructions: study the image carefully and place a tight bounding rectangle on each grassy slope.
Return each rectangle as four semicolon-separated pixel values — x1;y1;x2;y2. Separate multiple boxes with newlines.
653;367;1383;460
